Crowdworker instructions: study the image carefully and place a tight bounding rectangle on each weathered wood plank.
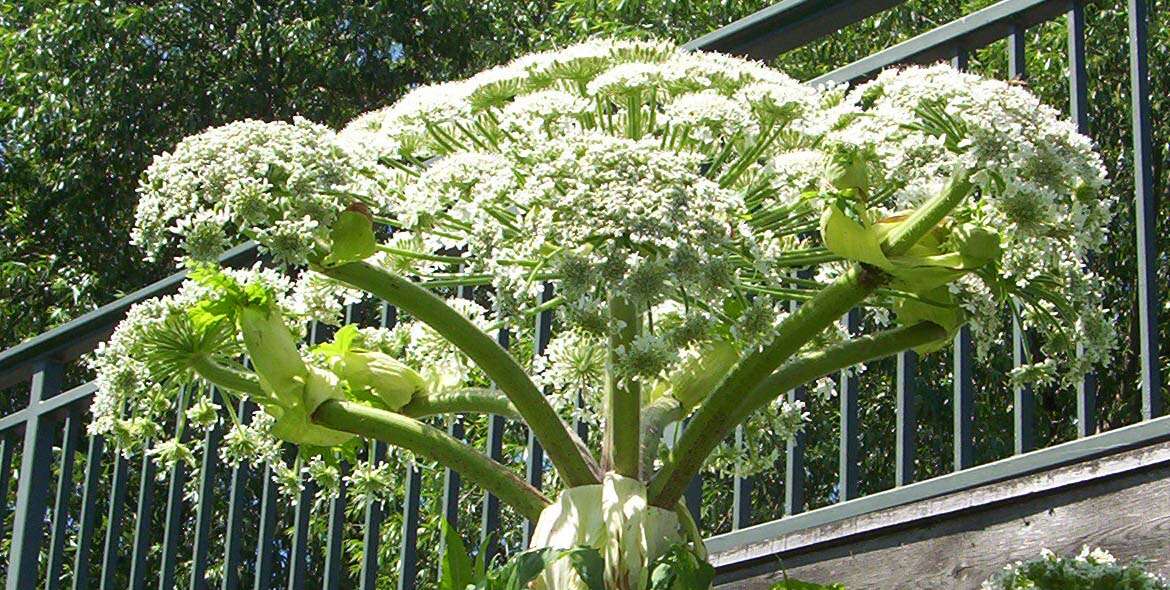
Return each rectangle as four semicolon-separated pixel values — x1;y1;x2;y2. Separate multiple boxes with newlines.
714;440;1170;589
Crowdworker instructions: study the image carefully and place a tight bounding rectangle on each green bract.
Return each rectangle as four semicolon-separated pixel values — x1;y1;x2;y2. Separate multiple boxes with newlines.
529;474;688;590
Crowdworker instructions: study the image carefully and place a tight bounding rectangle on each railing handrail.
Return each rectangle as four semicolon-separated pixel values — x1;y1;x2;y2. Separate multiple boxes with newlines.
684;0;909;59
812;0;1072;85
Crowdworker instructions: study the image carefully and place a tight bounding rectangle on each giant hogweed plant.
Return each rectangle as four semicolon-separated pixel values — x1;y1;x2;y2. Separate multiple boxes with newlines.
91;38;1114;589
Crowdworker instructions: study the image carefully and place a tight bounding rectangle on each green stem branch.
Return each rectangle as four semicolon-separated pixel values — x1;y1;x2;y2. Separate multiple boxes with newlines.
647;172;974;507
660;321;946;508
190;355;267;400
313;400;549;520
320;261;601;487
606;293;641;478
400;388;519;420
647;265;878;505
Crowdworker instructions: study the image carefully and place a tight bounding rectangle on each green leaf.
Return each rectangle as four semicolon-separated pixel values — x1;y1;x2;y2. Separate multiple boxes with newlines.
325;210;377;266
646;544;715;590
440;519;475;590
566;548;605;590
893;286;962;353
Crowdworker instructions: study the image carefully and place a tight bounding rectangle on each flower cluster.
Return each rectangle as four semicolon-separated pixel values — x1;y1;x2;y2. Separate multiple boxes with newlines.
106;37;1117;509
828;64;1115;385
983;547;1168;589
87;265;420;498
133;118;369;265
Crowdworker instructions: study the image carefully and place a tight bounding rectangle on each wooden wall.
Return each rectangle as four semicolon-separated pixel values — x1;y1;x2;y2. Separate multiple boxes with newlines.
713;439;1170;589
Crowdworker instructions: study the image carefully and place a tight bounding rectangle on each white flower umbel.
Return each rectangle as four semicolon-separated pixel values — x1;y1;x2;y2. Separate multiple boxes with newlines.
134;118;366;265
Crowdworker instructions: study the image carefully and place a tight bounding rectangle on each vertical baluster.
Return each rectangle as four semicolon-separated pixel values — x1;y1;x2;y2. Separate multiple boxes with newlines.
1007;26;1036;456
951;46;969;71
128;451;157;590
287;322;332;590
221;399;254;590
323;462;349;590
0;434;14;542
441;415;463;528
1013;318;1035;454
731;426;752;530
397;295;421;590
1128;0;1163;420
322;303;363;590
358;442;387;590
684;470;702;527
45;409;82;590
949;46;975;472
397;466;422;590
251;463;280;590
895;352;917;486
838;310;861;501
159;388;190;590
442;288;473;536
188;401;222;590
953;328;975;471
1067;2;1098;437
99;451;130;590
286;472;317;590
6;361;62;590
784;387;807;515
523;284;554;545
71;435;104;590
481;329;508;564
358;303;396;590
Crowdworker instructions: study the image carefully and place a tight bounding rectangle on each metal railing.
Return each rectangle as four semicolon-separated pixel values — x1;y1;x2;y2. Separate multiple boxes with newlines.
1;1;1165;588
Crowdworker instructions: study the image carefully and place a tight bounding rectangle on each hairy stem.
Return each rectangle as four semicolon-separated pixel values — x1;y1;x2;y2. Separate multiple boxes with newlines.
400;388;519;420
651;321;946;508
648;265;878;505
607;293;641;478
647;173;974;507
190;355;267;399
321;261;601;486
314;399;549;520
882;171;973;256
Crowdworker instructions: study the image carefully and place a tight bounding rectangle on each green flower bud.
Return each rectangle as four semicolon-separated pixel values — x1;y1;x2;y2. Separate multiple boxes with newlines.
951;223;1001;268
237;305;308;405
335;351;426;410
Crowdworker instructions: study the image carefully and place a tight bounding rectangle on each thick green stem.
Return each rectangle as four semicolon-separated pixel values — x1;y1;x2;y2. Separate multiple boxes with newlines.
646;172;975;507
649;322;944;508
882;171;973;256
313;399;549;520
647;265;878;505
606;293;641;478
190;355;266;399
320;261;601;486
399;388;519;420
668;321;946;508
